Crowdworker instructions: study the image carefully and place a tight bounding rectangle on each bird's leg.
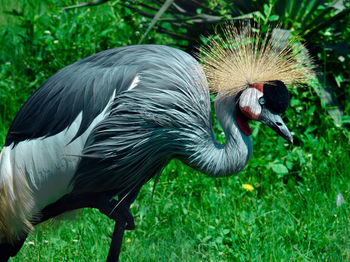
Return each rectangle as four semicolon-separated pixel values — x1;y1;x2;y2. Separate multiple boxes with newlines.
93;186;141;262
106;222;126;262
95;196;136;230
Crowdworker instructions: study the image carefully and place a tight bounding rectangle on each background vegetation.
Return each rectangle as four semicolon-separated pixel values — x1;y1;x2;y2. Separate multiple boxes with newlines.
0;0;349;261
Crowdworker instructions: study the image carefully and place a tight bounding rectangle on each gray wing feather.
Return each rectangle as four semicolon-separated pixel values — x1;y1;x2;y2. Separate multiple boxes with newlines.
72;46;212;195
6;44;212;197
5;47;141;146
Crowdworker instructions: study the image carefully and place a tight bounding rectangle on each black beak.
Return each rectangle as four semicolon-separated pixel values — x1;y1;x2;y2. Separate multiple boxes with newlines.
258;107;293;143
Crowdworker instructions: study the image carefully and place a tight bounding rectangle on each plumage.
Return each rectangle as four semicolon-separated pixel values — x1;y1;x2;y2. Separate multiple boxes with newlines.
0;24;312;261
5;47;141;146
127;75;140;91
1;45;214;242
0;93;114;241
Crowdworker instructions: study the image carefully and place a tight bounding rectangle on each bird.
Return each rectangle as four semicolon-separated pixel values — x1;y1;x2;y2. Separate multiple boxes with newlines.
0;23;312;261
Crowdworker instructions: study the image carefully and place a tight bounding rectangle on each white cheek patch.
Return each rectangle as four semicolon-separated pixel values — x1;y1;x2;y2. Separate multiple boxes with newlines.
239;88;263;120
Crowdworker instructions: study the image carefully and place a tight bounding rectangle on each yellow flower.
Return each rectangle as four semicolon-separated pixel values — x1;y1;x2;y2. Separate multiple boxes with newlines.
242;184;254;192
126;238;131;243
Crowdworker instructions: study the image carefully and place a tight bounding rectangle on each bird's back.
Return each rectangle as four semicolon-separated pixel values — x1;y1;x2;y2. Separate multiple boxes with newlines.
5;45;192;146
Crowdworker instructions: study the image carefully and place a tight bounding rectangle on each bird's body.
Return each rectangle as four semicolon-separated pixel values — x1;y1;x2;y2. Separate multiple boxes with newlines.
0;45;252;244
0;24;312;261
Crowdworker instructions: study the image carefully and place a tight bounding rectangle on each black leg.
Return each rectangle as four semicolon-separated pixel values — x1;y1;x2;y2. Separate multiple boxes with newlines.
96;198;135;230
97;186;142;262
40;187;141;262
106;222;126;262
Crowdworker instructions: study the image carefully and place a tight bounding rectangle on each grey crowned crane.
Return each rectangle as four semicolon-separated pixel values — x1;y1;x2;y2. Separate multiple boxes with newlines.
0;24;311;261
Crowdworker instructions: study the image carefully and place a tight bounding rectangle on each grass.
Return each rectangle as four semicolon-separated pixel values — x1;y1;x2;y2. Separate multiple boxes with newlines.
11;158;350;261
1;0;349;261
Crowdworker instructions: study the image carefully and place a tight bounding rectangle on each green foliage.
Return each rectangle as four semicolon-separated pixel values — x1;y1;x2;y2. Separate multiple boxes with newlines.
251;0;350;124
0;0;349;261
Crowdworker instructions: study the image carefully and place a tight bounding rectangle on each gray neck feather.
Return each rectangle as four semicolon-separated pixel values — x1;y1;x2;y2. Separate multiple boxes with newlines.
187;94;252;177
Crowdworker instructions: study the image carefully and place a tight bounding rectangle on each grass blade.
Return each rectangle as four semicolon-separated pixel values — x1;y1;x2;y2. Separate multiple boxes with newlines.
138;0;176;44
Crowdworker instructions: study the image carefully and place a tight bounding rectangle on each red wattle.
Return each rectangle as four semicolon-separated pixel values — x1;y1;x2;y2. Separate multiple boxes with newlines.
236;113;252;136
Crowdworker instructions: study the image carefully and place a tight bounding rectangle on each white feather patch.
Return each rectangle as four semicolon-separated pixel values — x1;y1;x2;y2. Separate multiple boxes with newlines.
0;90;116;242
239;88;263;120
127;75;140;91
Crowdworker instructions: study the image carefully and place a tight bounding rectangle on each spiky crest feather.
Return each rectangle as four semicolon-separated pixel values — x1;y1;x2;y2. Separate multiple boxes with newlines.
199;22;314;96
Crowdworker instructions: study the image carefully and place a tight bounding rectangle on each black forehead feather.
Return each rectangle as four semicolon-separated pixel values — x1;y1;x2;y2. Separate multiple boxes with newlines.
263;80;289;113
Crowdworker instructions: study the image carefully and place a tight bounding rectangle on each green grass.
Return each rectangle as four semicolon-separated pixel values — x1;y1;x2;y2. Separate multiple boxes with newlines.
1;0;349;261
11;158;350;261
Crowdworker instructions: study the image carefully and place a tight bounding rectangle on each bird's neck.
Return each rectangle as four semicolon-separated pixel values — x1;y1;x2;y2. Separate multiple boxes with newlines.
186;94;253;177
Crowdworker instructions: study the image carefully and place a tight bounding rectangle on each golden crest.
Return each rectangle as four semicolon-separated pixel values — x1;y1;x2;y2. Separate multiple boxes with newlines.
199;22;314;96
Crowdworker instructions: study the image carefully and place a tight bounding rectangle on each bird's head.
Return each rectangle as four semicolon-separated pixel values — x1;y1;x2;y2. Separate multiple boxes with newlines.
237;80;292;142
200;22;314;143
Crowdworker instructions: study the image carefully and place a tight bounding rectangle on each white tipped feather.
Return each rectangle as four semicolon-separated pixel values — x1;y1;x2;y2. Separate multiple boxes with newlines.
128;75;140;91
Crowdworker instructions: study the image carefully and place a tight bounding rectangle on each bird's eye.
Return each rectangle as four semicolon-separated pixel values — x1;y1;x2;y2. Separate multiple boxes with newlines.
259;97;265;105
